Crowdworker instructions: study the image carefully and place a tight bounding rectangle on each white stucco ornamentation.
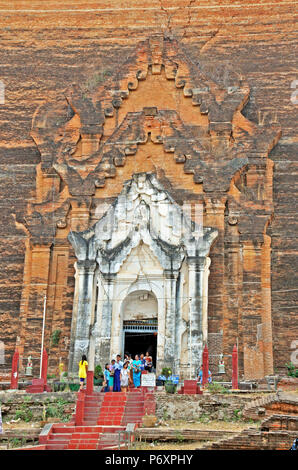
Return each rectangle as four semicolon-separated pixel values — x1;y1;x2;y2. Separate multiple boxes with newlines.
68;173;218;376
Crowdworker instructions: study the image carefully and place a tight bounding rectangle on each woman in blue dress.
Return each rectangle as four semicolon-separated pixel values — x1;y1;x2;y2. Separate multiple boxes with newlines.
132;354;142;388
113;355;123;392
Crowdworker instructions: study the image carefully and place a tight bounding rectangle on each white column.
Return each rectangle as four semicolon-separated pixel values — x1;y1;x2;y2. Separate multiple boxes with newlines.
163;270;178;370
97;272;116;364
188;256;207;378
71;260;97;372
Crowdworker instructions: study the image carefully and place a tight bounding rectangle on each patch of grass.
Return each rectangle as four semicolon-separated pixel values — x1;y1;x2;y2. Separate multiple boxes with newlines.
45;398;70;422
9;438;22;448
207;383;230;394
14;404;33;422
197;413;210;424
174;431;185;442
232;409;242;421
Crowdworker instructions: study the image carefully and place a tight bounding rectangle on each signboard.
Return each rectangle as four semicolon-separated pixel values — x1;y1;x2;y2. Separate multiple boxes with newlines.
141;373;156;387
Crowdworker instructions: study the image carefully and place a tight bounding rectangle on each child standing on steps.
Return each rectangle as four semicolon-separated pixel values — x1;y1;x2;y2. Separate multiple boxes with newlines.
120;361;130;393
103;363;111;393
78;354;88;390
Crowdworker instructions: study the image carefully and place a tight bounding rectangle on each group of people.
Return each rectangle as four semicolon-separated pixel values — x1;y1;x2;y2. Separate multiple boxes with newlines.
103;352;153;393
79;354;211;392
78;352;153;393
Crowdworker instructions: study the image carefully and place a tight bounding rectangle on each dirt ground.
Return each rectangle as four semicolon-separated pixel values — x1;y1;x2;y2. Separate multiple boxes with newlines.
133;420;258;450
154;420;258;431
134;440;215;450
3;420;42;431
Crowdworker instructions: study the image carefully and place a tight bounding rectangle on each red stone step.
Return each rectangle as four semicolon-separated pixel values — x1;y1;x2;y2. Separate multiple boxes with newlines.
97;420;123;426
46;443;68;450
52;425;75;433
69;439;99;445
68;443;98;450
49;434;70;441
71;432;101;439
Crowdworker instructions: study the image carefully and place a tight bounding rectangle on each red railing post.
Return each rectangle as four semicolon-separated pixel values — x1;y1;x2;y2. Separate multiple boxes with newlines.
75;390;85;426
10;350;19;390
232;344;239;389
202;344;209;386
86;370;94;395
41;349;48;386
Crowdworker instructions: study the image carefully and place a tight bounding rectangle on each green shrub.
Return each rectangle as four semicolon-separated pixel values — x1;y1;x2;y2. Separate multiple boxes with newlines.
94;364;103;379
46;398;70;422
53;382;66;392
69;383;80;392
285;362;298;377
51;329;61;346
14;404;33;422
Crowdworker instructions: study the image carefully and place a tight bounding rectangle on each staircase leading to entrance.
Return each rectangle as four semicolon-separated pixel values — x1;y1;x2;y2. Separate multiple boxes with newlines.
32;386;154;450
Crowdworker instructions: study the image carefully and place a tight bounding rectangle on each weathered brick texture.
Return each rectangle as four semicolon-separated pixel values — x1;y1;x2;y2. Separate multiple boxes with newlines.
0;1;296;378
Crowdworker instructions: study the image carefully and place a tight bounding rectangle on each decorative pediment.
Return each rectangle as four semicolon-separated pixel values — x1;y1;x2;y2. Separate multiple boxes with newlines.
30;36;281;196
21;34;281;245
68;173;218;273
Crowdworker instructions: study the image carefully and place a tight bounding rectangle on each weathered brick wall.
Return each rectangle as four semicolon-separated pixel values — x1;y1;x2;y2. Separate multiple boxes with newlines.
0;1;297;374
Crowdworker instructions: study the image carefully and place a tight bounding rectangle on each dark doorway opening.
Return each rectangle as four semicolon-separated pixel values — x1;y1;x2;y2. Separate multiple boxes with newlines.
124;332;157;367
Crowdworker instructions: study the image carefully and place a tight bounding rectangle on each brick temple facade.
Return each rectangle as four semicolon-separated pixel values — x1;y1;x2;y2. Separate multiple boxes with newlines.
0;1;297;380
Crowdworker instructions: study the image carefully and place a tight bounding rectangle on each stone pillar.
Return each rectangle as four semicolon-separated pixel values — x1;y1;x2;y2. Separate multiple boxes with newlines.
204;197;226;337
261;234;274;376
68;261;80;373
223;236;241;372
97;273;116;365
187;256;207;377
202;257;211;346
164;270;178;370
174;272;183;375
241;240;264;379
71;259;97;373
20;242;52;365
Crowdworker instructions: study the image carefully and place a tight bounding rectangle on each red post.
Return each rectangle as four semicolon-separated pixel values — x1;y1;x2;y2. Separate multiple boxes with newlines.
10;350;19;389
75;390;85;425
202;344;209;386
41;349;48;386
86;370;94;395
232;344;239;389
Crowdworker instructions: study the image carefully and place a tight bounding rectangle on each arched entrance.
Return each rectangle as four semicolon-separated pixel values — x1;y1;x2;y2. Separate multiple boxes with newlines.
121;290;158;367
68;173;218;377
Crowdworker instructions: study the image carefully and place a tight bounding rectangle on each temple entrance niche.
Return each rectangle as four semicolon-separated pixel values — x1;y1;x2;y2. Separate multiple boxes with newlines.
68;172;218;377
122;290;158;367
